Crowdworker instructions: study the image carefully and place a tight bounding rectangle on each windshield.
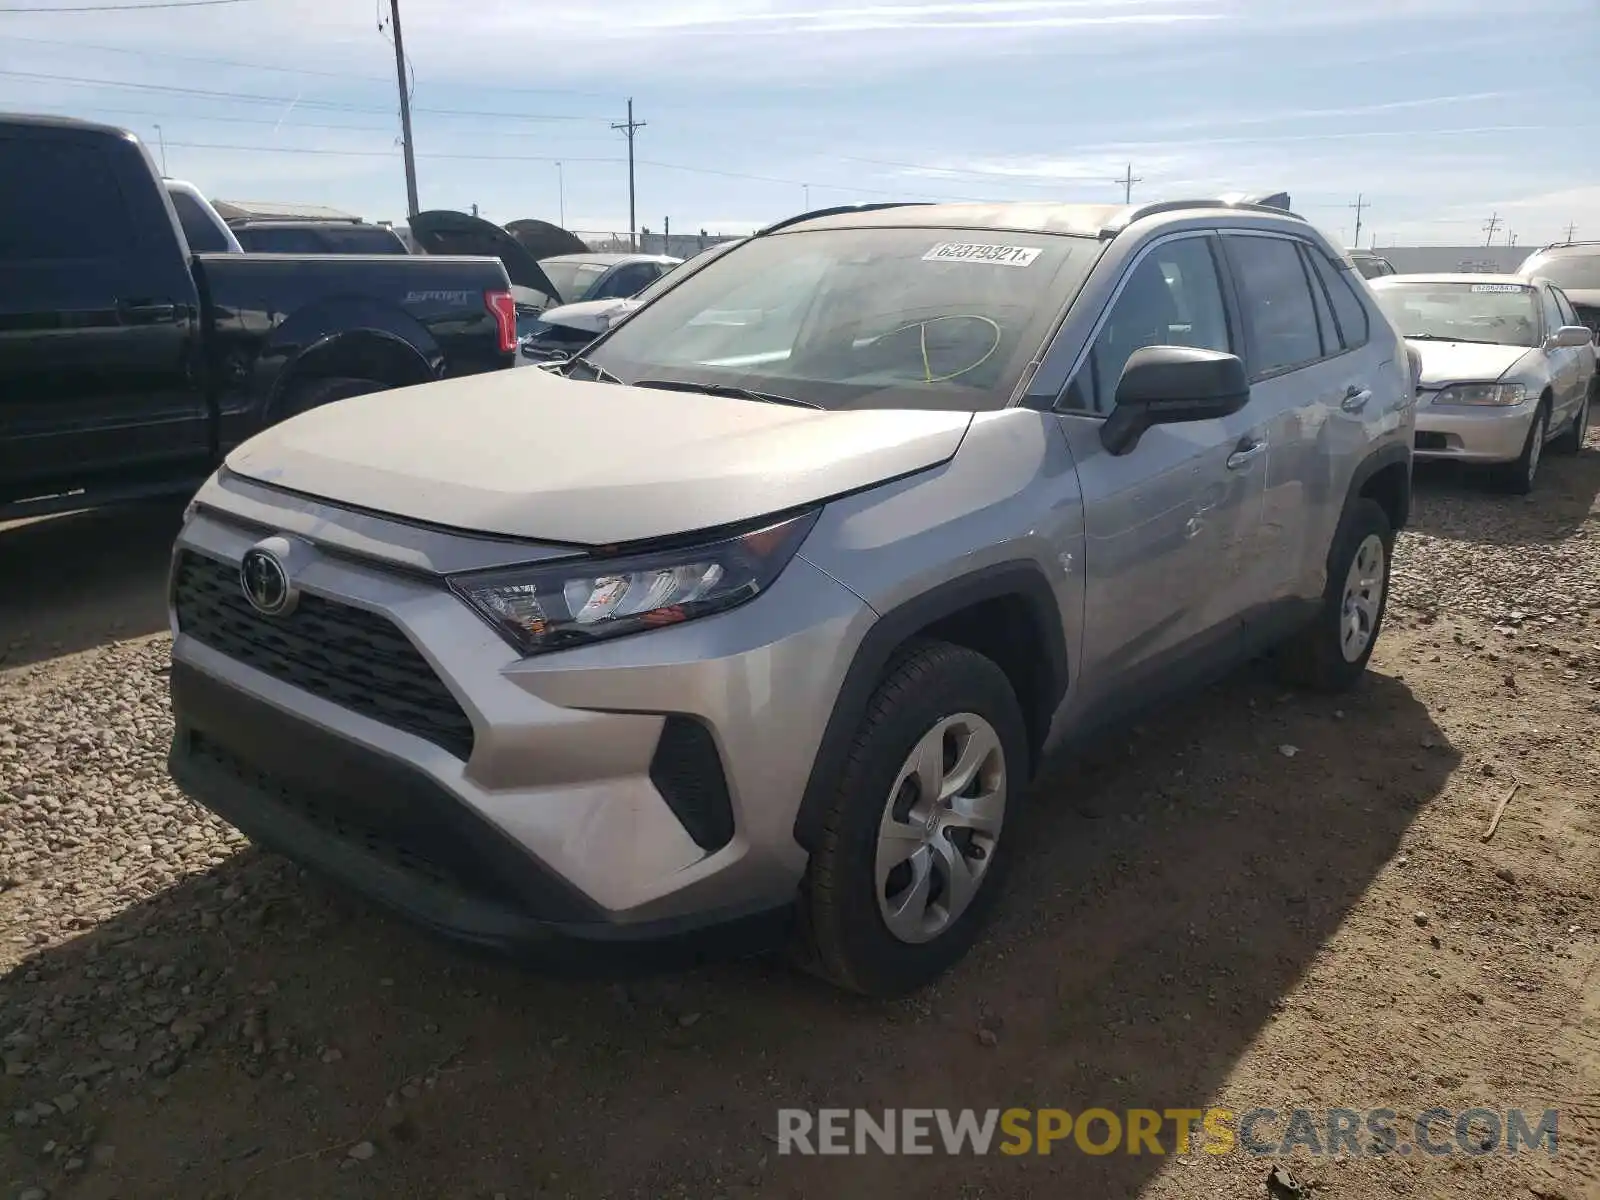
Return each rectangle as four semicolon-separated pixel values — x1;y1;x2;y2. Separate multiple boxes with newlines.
1371;281;1541;347
584;227;1095;412
541;259;610;302
1521;252;1600;290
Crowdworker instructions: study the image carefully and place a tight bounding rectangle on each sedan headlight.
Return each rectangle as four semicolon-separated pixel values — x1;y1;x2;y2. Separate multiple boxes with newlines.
448;509;820;656
1433;383;1527;407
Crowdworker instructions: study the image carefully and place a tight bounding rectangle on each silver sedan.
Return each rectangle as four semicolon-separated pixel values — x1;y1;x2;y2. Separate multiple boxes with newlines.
1369;273;1595;492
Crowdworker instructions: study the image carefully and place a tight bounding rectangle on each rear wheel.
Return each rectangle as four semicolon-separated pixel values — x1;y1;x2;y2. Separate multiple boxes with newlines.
795;641;1027;998
1550;387;1591;455
1274;498;1393;693
278;376;389;421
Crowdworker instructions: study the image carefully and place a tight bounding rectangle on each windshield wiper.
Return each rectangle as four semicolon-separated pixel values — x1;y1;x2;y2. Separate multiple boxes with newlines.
1406;334;1501;345
631;378;821;409
557;354;625;384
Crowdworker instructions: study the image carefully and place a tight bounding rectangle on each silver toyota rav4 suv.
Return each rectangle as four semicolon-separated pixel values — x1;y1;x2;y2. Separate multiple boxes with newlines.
167;197;1415;997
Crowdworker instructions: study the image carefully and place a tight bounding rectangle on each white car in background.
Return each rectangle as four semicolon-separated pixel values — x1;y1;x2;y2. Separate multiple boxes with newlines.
163;179;243;254
1369;273;1595;492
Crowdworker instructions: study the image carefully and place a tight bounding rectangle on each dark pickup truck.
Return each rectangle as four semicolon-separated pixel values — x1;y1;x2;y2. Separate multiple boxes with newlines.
0;113;520;518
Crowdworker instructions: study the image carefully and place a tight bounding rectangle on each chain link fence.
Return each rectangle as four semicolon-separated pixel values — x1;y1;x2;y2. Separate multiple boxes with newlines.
570;230;744;256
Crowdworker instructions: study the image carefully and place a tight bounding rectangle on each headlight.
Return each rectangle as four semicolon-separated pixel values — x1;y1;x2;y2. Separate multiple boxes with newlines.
448;509;820;656
1433;383;1527;406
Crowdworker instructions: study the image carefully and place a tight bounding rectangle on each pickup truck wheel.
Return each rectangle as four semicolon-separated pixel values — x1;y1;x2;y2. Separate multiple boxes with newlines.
1273;498;1393;693
280;376;390;420
1549;388;1590;455
794;640;1027;998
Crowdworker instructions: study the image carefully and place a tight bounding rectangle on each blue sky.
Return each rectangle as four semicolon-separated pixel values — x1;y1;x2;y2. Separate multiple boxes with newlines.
2;0;1597;246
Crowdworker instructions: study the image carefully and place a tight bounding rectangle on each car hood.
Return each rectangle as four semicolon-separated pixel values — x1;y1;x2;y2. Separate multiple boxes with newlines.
537;297;643;335
1407;339;1536;388
224;371;972;545
407;210;559;303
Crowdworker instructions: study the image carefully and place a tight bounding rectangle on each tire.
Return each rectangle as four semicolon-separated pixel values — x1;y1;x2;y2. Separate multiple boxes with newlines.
1274;498;1393;693
794;640;1028;998
278;376;390;421
1494;401;1548;494
1550;386;1590;455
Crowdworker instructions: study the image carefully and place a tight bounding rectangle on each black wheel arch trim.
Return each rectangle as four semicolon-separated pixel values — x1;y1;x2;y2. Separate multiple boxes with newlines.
791;561;1069;853
1345;439;1412;533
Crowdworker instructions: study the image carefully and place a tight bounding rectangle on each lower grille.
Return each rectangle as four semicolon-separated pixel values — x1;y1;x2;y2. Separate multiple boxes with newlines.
173;551;476;760
1415;432;1448;451
189;730;471;895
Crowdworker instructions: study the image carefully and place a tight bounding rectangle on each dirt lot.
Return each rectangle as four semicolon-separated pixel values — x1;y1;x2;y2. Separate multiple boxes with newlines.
2;445;1598;1200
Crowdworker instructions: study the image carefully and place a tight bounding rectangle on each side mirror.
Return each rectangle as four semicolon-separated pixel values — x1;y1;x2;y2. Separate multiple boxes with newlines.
1099;345;1251;456
1547;325;1593;350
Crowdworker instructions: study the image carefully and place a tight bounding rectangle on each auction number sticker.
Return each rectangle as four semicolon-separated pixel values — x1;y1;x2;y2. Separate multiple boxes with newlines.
1471;283;1525;293
924;242;1042;267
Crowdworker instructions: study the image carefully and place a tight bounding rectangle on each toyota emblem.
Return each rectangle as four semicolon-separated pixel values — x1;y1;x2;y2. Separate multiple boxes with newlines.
239;545;296;617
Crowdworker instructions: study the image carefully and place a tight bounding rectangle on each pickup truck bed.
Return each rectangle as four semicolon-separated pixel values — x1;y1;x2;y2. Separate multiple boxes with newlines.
0;112;519;517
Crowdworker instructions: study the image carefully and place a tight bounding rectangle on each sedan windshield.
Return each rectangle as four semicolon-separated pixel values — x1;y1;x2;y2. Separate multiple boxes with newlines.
1371;281;1541;347
1520;252;1600;290
583;227;1096;412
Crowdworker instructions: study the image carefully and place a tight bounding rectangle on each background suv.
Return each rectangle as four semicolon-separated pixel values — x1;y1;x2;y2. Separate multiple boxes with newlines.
167;196;1415;998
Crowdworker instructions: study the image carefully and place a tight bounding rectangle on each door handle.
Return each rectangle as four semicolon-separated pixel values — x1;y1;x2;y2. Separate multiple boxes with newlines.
1226;439;1267;470
117;299;177;322
1342;386;1373;413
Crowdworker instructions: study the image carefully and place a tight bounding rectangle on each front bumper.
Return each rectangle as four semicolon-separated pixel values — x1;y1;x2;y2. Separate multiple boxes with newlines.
1413;393;1536;463
167;475;872;955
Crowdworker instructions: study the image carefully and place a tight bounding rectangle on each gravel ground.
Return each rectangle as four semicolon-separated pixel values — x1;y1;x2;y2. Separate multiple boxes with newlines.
1;445;1598;1200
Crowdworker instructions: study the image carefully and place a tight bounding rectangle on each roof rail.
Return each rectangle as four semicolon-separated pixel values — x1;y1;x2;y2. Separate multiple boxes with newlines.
1531;240;1600;252
756;201;935;236
1099;192;1303;239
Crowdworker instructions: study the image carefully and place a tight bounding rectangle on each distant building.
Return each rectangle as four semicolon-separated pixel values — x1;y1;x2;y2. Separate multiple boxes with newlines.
212;199;364;224
1370;245;1530;274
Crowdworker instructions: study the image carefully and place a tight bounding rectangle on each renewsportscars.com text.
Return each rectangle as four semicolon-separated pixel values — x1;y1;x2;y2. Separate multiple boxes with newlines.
775;1107;1561;1157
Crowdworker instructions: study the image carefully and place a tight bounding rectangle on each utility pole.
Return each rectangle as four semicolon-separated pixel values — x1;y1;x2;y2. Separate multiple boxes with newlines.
1482;211;1501;247
1114;163;1141;203
1348;193;1367;249
388;0;420;218
153;124;167;175
1564;222;1577;242
555;162;565;228
611;98;646;251
663;215;670;254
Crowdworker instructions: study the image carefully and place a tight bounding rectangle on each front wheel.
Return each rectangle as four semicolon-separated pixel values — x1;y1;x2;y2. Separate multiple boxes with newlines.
795;641;1027;998
1274;498;1393;693
1550;388;1590;455
1495;403;1548;493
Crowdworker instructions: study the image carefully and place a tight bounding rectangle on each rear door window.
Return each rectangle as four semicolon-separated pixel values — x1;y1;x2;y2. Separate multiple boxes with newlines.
0;136;136;261
1305;248;1371;351
1225;235;1324;377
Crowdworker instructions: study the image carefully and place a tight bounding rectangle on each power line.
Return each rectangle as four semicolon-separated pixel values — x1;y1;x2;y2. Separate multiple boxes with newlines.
150;139;989;203
0;68;611;121
0;100;623;143
0;32;616;99
0;0;259;9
